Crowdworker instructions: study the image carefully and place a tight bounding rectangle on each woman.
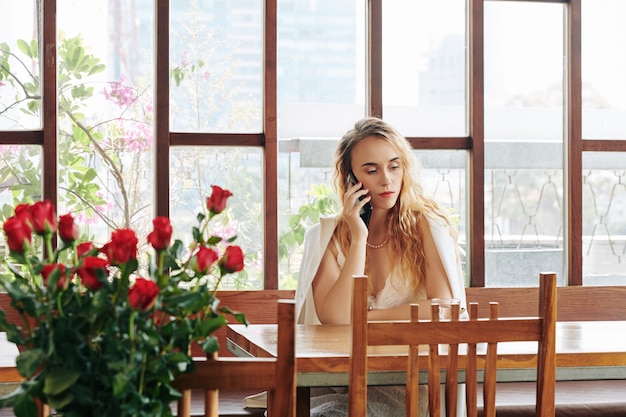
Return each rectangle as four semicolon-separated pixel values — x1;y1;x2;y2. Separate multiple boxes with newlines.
295;117;467;416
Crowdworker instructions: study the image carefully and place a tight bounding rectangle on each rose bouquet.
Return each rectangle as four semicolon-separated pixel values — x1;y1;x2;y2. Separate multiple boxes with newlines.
0;185;246;417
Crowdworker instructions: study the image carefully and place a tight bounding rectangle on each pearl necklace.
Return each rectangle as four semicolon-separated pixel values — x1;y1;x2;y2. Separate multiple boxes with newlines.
366;236;390;249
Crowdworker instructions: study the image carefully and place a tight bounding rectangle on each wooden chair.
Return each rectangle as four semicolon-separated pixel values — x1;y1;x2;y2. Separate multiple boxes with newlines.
173;299;296;417
348;272;557;417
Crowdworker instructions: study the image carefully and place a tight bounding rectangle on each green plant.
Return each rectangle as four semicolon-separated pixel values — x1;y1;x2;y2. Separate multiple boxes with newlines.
0;185;246;417
278;183;338;287
1;34;148;233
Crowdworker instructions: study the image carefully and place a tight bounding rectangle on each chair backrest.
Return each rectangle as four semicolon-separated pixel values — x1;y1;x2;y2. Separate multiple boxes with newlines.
349;272;557;417
173;299;296;417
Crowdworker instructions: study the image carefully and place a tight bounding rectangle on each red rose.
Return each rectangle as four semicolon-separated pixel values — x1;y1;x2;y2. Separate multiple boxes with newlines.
129;278;159;311
30;200;57;235
14;204;34;230
101;228;138;265
41;263;67;290
194;246;219;274
219;245;245;273
58;213;79;243
77;256;109;290
147;216;172;250
206;185;233;215
77;242;96;258
3;215;32;253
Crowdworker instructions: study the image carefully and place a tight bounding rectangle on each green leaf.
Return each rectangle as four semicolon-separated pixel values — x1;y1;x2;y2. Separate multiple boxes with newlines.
82;167;98;182
88;63;106;76
206;235;222;245
166;351;191;373
43;367;81;396
288;214;300;229
16;39;31;58
166;291;207;312
221;308;248;325
16;349;44;378
29;40;38;59
46;389;75;411
196;315;227;337
13;394;39;417
192;226;202;243
200;336;219;354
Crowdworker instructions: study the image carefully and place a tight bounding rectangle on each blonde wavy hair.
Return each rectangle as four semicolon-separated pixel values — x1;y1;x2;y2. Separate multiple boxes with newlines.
331;117;456;294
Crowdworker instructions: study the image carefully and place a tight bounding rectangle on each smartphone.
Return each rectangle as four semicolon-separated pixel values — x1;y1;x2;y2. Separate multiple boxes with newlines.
346;172;372;227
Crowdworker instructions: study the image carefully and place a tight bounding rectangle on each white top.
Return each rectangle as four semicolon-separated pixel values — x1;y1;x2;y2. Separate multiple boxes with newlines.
295;216;468;324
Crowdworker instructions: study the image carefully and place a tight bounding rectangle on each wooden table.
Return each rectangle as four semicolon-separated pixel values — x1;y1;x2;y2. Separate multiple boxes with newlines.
227;321;626;415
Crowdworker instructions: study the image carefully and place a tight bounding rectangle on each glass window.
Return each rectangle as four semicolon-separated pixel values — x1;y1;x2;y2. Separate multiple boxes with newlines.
276;1;367;139
278;143;338;289
0;0;41;130
484;2;566;287
415;150;468;285
56;0;155;249
582;152;626;285
582;0;626;139
169;1;263;133
170;146;264;289
382;0;466;137
0;144;42;213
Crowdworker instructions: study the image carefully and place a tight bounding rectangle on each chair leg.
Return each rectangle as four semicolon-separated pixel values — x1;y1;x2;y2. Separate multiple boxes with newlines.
206;389;218;417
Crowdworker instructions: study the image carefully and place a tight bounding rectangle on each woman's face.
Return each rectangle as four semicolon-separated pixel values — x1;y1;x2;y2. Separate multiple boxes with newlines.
349;136;403;210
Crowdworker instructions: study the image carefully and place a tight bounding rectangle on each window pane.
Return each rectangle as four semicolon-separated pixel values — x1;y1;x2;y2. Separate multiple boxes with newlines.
484;2;565;287
582;152;626;285
582;0;626;139
278;139;339;289
169;1;263;133
170;146;264;290
56;0;154;249
382;0;466;137
0;0;41;130
277;1;367;139
0;145;42;235
415;150;468;286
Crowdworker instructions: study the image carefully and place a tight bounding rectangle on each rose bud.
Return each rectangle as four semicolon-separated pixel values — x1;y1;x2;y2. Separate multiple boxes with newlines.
14;204;35;231
193;246;219;274
3;215;33;254
58;213;79;243
30;200;57;235
101;228;138;265
129;277;159;311
41;263;67;290
206;185;233;215
219;245;245;273
77;256;110;291
147;216;172;251
77;242;96;258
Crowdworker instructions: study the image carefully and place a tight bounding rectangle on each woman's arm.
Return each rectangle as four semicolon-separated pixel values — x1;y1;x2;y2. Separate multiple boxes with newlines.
312;180;371;324
312;234;367;324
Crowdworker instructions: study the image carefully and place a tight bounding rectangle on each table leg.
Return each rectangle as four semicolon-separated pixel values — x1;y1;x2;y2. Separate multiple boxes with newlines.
296;386;310;417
